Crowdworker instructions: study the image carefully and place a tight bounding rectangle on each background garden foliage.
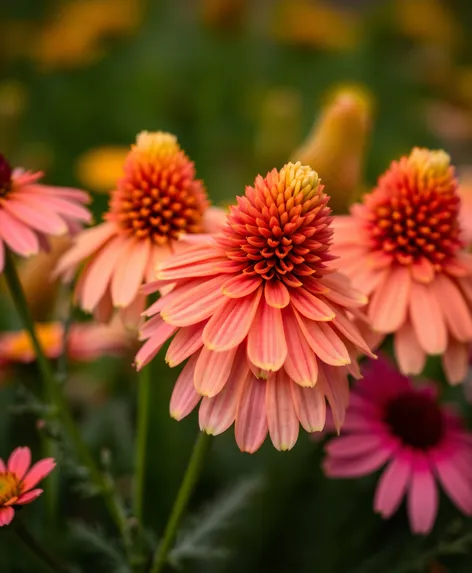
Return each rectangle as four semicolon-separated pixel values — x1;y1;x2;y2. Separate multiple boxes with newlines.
1;0;472;571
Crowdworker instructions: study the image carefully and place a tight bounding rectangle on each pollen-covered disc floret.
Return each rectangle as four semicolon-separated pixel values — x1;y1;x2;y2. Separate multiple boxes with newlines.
55;131;225;325
107;132;209;244
333;147;472;385
219;163;334;286
135;162;374;453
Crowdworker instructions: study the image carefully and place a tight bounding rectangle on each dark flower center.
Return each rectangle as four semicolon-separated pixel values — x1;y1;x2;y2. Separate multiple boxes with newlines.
384;392;444;449
0;154;12;196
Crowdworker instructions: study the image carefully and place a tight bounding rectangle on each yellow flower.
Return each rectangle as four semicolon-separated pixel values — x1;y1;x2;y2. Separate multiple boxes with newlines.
76;146;129;192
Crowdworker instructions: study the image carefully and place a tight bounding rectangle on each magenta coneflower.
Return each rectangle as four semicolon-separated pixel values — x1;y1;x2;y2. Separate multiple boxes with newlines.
56;132;225;324
324;356;472;534
0;154;90;271
136;162;374;452
333;148;472;384
0;446;56;526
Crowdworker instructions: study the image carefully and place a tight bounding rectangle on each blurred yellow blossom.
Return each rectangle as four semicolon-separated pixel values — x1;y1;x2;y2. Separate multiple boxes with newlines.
272;0;360;52
76;146;128;192
292;85;373;213
33;0;145;70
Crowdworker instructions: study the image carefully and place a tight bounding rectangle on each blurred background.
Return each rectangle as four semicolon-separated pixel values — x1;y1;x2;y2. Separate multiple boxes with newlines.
1;0;472;571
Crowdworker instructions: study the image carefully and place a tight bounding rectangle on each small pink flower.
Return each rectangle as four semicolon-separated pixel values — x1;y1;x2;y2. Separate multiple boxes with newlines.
333;148;472;384
0;153;91;271
323;357;472;534
56;132;225;325
136;162;374;452
0;321;130;365
0;447;56;526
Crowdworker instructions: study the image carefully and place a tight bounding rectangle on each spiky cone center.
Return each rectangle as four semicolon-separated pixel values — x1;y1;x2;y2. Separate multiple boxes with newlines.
218;162;335;288
107;131;209;244
364;148;463;269
0;472;21;505
0;154;12;197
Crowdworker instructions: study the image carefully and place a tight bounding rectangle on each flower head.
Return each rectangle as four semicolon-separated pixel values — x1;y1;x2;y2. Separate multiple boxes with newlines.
333;148;472;384
324;357;472;534
56;131;225;324
0;154;90;271
0;321;130;366
0;447;55;526
136;162;373;452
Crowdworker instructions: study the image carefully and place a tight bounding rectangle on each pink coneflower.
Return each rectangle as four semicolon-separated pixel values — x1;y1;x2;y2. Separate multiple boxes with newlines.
323;357;472;534
0;154;90;271
0;320;130;366
0;446;56;526
56;132;225;324
333;147;472;384
136;162;374;452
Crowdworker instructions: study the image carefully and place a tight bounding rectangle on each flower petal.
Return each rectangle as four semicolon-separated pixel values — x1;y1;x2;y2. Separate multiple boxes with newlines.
0;210;39;256
166;322;205;367
16;488;43;505
368;266;411;332
431;274;472;342
7;447;31;480
170;354;201;420
22;458;56;491
407;457;438;534
290;383;326;432
374;452;412;518
0;507;14;527
442;338;468;385
433;452;472;515
111;238;150;307
135;319;177;370
222;275;262;298
266;371;299;451
289;289;335;321
282;307;318;387
409;281;447;354
394;321;426;376
264;280;290;308
247;301;287;371
235;375;268;453
194;346;238;397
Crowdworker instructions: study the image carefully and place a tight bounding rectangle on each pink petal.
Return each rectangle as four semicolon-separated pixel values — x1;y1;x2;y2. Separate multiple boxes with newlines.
290;383;326;432
134;320;177;370
0;507;14;527
264;280;290;308
289;289;335;321
235;375;268;453
203;288;262;351
410;257;435;283
394;321;426;376
321;273;368;308
410;281;447;354
145;244;172;282
166;322;205;366
374;452;412;518
407;457;438;534
431;274;472;342
202;206;227;233
266;371;299;451
119;293;145;329
331;306;374;357
111;238;150;307
368;266;411;332
326;434;386;458
247;301;287;371
32;195;91;222
22;458;56;491
7;447;31;480
282;307;318;387
199;347;249;435
16;488;43;505
222;275;262;298
324;446;394;478
161;275;227;326
442;339;468;385
433;454;472;515
317;365;349;433
170;355;201;420
0;210;39;256
157;257;236;280
194;346;238;397
2;197;67;235
93;287;114;323
0;240;4;273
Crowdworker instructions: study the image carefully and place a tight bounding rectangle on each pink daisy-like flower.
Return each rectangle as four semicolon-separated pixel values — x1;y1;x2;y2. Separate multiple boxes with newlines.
136;162;374;453
333;147;472;384
56;132;225;325
0;153;91;271
0;446;56;526
323;356;472;534
0;320;130;366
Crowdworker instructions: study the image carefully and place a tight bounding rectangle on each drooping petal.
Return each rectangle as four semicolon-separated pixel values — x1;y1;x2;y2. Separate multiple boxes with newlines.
282;307;318;387
290;383;326;432
235;375;268;453
0;507;14;527
194;346;238;397
409;281;447;354
7;447;31;480
433;453;472;515
442;338;468;385
326;434;386;458
324;446;394;478
407;457;438;534
289;288;335;321
368;266;411;332
0;210;39;256
266;371;299;451
247;301;287;371
111;238;151;307
374;452;412;518
22;458;56;491
166;322;206;366
170;354;201;420
411;257;434;283
16;488;43;505
431;274;472;342
264;280;290;308
394;321;426;376
203;288;262;351
222;275;262;298
135;319;177;370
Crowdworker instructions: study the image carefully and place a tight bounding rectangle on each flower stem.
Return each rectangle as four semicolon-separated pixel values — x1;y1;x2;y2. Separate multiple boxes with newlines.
14;521;68;573
3;250;130;547
150;431;211;573
133;363;151;524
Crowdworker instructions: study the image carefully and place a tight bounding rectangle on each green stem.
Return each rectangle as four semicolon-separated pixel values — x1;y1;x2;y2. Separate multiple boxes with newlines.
133;363;151;524
150;432;211;573
3;251;129;546
14;521;68;573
